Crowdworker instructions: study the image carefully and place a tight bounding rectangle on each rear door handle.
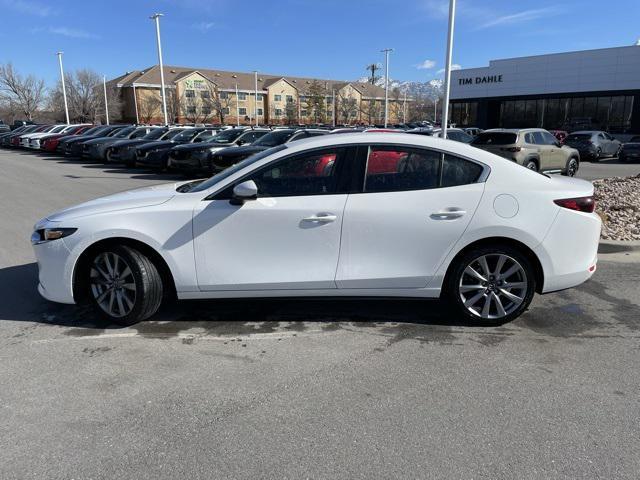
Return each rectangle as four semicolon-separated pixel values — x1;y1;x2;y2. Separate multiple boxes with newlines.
430;208;466;220
302;213;337;223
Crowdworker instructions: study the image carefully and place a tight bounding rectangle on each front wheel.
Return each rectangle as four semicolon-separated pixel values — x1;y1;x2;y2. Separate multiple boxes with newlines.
87;245;163;325
525;160;538;172
444;245;536;325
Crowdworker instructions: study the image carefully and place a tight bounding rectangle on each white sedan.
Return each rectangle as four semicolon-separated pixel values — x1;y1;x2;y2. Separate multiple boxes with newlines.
32;133;601;325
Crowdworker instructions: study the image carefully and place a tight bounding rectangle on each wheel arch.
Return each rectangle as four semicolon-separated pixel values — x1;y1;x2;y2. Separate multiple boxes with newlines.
442;236;545;294
72;237;177;303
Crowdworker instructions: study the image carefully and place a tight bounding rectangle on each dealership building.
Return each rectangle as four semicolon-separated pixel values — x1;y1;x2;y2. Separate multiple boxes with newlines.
449;45;640;134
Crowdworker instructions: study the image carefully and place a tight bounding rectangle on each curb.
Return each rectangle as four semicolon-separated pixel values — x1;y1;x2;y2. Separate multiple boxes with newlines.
598;240;640;254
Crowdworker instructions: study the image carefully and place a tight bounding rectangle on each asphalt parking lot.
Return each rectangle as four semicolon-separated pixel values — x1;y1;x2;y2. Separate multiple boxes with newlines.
1;149;639;479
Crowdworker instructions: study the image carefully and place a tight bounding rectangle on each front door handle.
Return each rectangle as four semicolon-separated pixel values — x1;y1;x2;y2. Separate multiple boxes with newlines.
430;208;466;220
302;213;337;223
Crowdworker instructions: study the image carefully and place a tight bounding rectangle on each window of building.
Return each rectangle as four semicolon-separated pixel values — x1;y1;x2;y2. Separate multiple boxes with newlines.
220;91;229;99
186;106;196;114
246;148;342;197
239;107;247;115
200;90;211;99
185;90;195;98
275;108;283;116
301;110;308;117
256;93;263;101
274;94;282;102
223;107;230;115
238;92;247;101
286;95;294;103
202;106;212;115
257;108;263;116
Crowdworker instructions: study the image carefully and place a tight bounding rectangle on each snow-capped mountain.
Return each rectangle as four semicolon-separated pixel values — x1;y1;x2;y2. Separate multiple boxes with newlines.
357;76;443;98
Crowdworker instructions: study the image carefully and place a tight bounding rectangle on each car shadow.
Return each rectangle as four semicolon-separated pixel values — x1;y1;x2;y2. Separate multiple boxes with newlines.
0;262;479;331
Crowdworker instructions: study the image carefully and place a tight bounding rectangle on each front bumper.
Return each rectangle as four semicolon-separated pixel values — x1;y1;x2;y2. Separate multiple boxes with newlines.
168;152;210;173
136;149;169;168
32;236;76;304
108;146;136;163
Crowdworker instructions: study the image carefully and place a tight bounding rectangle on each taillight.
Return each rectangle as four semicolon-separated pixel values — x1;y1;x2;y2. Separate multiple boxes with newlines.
501;147;521;152
554;196;595;213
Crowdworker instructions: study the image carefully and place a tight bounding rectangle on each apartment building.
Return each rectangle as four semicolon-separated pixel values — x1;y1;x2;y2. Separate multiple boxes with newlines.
108;65;407;125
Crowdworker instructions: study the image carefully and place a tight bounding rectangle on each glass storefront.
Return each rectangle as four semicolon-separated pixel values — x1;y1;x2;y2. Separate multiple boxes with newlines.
448;102;478;127
494;95;634;132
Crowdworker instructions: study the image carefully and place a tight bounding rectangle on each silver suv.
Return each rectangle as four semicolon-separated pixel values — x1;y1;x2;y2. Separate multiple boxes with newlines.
471;128;580;176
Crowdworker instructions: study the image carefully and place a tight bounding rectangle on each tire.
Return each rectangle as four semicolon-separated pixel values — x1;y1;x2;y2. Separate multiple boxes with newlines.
615;145;622;159
563;157;579;177
593;147;601;162
86;245;163;325
524;159;538;172
444;244;536;326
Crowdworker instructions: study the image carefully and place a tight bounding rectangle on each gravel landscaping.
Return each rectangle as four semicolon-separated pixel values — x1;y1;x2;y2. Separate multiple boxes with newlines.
594;174;640;241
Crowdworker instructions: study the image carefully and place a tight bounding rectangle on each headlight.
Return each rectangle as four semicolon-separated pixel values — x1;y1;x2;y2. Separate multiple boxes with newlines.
31;228;77;244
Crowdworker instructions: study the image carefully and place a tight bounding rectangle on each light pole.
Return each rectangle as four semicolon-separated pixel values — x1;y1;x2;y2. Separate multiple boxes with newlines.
434;97;438;124
235;83;240;127
332;88;336;128
150;13;168;125
56;52;70;124
441;0;456;139
403;88;407;124
253;71;258;127
102;75;109;125
381;48;393;127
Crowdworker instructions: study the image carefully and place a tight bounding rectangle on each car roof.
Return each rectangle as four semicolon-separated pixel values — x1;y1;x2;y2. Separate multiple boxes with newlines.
483;128;545;133
571;130;601;135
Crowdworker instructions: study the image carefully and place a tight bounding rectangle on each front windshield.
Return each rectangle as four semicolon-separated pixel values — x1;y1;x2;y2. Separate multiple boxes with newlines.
141;128;169;140
194;130;217;142
50;126;66;133
113;127;137;138
190;145;287;193
252;130;295;147
210;129;244;143
172;129;201;142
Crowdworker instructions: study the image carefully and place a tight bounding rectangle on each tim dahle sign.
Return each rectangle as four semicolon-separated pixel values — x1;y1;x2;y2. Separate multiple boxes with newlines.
458;75;503;85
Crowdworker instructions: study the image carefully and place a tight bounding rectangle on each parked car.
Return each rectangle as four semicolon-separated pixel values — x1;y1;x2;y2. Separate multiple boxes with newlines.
105;127;188;166
133;127;222;170
11;120;34;130
10;125;48;147
81;126;160;161
0;123;9;134
2;125;40;147
27;125;80;149
40;125;93;152
432;128;474;143
32;132;601;325
54;125;113;154
0;124;28;143
63;125;130;157
563;131;622;161
164;128;269;174
20;124;66;148
471;128;580;176
205;128;329;174
549;130;568;144
619;136;640;163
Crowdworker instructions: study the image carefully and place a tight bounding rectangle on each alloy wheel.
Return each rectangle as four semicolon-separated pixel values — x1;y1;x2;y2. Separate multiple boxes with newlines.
567;159;578;177
90;252;137;318
458;254;528;320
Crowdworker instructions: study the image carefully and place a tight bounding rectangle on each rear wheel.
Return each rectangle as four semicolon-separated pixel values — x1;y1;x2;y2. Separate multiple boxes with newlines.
525;159;538;171
87;245;163;325
444;245;536;325
563;157;579;177
593;147;602;162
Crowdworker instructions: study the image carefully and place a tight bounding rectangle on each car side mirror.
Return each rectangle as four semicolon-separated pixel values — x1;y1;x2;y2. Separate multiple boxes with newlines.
231;180;257;205
555;141;562;147
236;139;245;146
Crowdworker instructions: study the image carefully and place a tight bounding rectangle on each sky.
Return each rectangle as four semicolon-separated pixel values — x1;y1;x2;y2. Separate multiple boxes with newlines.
1;0;639;87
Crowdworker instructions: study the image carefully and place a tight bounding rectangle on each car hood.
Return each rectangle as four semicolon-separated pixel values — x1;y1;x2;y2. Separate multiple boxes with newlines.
46;181;186;222
171;142;219;152
137;140;177;151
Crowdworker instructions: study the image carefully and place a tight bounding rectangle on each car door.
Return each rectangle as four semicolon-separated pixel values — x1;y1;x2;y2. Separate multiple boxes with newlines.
193;146;351;291
603;132;618;154
336;145;486;289
540;131;566;170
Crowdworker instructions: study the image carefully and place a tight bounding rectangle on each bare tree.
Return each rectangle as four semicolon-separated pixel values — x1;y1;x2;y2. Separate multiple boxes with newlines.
179;78;218;124
360;98;383;125
303;80;327;124
138;93;162;124
0;63;46;121
210;88;233;125
336;91;358;125
284;98;298;125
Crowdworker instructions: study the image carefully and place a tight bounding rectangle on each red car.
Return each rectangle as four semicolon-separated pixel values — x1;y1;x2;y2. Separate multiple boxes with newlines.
41;125;93;152
549;130;568;143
